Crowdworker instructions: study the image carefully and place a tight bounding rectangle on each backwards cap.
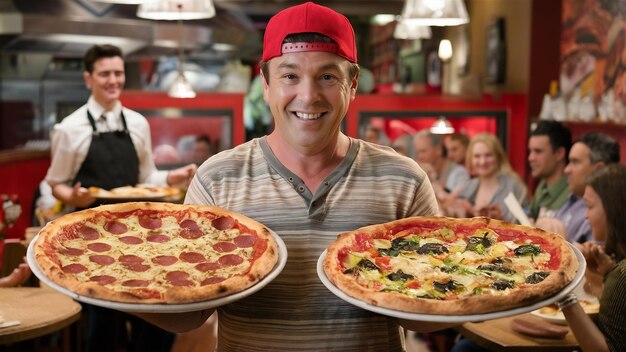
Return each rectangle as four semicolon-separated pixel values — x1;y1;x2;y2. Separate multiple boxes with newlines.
262;2;357;63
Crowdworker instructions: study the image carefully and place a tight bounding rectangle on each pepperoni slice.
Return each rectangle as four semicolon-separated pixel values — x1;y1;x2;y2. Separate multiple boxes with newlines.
59;247;85;256
218;254;244;267
234;235;256;248
90;255;115;266
122;262;150;272
122;279;149;287
62;263;87;273
119;236;143;245
87;243;112;252
139;216;162;230
152;256;178;266
212;216;235;230
195;262;221;272
180;220;203;239
90;275;116;285
213;242;237;253
166;271;189;281
180;219;200;231
79;226;100;240
119;255;144;263
147;234;170;243
180;252;205;263
104;220;128;235
201;276;226;285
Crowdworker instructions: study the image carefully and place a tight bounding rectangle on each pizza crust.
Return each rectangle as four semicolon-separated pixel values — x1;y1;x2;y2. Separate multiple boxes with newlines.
324;216;578;315
34;202;279;304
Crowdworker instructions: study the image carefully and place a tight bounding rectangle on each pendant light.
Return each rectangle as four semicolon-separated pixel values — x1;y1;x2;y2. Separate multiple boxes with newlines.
167;3;196;98
430;116;455;134
393;19;432;40
401;0;469;26
137;0;216;20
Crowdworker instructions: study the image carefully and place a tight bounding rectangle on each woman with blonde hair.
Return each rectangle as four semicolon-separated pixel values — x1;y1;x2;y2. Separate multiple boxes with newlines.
456;133;528;222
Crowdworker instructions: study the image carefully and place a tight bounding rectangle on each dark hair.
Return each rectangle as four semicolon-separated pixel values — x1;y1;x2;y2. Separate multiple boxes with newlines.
530;121;572;162
260;32;360;84
84;44;123;73
449;133;469;147
578;132;620;165
587;164;626;261
195;135;211;145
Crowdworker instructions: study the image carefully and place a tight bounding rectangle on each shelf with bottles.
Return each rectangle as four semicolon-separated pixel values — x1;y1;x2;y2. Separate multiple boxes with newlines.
539;80;626;125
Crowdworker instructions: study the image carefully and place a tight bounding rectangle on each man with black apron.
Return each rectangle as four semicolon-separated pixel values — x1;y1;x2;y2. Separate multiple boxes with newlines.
45;44;196;352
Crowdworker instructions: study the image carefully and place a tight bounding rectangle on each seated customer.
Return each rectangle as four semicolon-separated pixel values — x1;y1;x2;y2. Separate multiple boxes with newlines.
560;164;626;351
536;132;620;243
456;133;528;222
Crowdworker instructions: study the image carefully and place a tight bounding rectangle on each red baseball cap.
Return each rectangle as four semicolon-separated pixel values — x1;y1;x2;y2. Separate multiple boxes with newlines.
262;2;357;63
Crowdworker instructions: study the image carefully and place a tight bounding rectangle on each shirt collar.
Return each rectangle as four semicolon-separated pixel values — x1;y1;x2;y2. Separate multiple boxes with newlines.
87;96;122;121
540;175;568;198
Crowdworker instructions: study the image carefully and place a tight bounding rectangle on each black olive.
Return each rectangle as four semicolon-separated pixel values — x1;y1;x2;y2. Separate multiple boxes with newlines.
514;244;541;256
492;279;515;290
357;259;379;271
434;280;460;293
491;257;512;265
391;237;420;251
477;264;515;275
416;242;449;255
387;270;414;282
525;272;550;284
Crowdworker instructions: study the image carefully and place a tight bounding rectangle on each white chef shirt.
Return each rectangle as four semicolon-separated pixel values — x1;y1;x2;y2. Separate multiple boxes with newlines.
45;96;168;187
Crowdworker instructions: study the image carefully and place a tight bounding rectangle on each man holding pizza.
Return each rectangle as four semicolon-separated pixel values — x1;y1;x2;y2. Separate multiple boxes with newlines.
139;2;447;350
44;44;196;352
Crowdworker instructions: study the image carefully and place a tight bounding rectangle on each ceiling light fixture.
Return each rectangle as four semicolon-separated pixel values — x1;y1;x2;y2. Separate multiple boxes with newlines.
167;4;196;98
393;19;432;40
137;0;216;20
430;116;455;134
438;39;453;62
401;0;469;26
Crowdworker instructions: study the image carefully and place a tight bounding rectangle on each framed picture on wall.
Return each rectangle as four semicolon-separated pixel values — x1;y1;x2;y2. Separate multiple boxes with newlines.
485;17;506;84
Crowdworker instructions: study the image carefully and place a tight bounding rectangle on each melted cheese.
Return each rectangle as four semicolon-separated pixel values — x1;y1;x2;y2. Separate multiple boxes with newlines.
56;213;256;292
345;227;556;300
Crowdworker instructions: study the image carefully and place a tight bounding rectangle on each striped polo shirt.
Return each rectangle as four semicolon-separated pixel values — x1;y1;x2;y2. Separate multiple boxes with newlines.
185;136;439;351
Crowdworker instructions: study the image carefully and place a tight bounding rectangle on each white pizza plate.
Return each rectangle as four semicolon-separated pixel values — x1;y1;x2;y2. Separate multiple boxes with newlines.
317;242;585;323
27;229;287;313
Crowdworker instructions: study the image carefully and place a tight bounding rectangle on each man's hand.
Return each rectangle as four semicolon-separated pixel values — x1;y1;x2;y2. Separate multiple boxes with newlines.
475;204;503;220
52;182;95;208
0;260;31;287
167;164;197;188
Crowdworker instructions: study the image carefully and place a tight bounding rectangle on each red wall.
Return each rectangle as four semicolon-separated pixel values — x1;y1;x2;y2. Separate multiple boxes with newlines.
346;94;529;177
0;152;50;239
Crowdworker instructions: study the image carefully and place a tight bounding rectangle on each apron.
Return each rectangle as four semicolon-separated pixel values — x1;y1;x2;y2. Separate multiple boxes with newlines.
73;110;139;206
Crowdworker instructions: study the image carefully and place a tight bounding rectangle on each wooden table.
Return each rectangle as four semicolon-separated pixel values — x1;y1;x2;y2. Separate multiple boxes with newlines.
0;287;81;345
456;313;579;352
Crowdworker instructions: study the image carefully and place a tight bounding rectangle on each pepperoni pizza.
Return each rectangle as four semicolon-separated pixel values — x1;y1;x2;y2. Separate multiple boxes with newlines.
33;202;279;304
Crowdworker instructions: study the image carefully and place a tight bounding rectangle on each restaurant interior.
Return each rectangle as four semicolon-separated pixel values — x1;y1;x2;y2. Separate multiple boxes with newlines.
1;0;626;351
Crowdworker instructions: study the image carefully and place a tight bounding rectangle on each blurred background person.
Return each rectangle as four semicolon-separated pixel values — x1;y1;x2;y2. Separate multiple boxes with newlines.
561;164;626;351
413;130;469;197
527;120;572;219
363;125;389;146
445;132;469;166
192;135;213;166
536;132;620;244
456;133;528;222
153;144;181;167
